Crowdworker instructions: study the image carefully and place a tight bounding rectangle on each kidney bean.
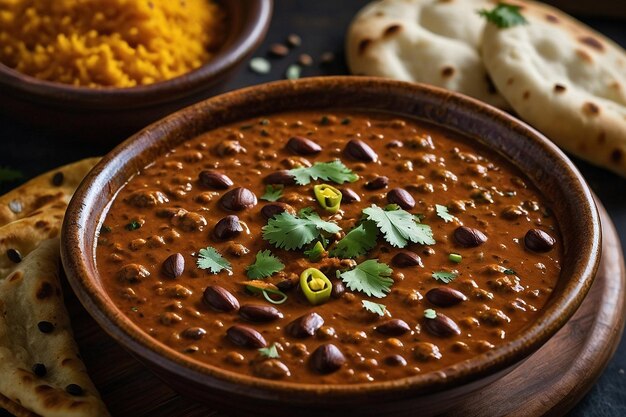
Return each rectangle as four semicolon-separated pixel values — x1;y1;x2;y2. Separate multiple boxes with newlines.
340;188;361;203
453;226;487;247
413;342;442;361
214;215;243;240
253;359;291;379
239;304;284;322
391;251;423;268
117;263;150;283
220;187;257;211
286;136;322;155
424;312;461;337
344;139;378;162
181;327;207;340
384;354;407;366
386;188;415;209
426;287;468;307
331;280;346;298
261;202;295;220
311;343;346;374
364;176;388;190
162;253;184;279
286;312;324;338
198;170;233;189
375;319;411;336
524;229;555;252
203;285;240;312
226;325;267;348
264;170;296;185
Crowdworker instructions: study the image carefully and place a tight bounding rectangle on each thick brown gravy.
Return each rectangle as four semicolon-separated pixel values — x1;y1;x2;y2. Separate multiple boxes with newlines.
96;111;561;384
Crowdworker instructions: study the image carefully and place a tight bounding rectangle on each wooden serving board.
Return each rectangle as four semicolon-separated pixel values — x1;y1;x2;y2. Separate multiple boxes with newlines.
1;202;624;417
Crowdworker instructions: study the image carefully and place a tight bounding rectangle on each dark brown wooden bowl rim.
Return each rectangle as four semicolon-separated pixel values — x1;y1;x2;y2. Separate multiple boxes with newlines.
0;0;273;108
61;76;601;401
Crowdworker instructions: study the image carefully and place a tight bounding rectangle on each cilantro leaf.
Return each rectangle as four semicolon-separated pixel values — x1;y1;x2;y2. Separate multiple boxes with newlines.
288;160;359;185
125;220;142;231
246;250;285;279
329;221;378;259
262;209;340;250
478;3;527;28
436;204;456;223
258;343;280;359
340;259;393;298
0;167;23;184
424;309;437;319
261;185;283;202
197;247;231;274
362;300;387;316
363;205;435;248
299;208;341;234
432;270;458;284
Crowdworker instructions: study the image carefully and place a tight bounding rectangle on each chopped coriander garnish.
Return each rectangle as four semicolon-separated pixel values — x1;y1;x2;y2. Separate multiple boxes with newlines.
100;225;112;234
258;343;280;359
340;259;393;298
503;268;517;275
320;115;330;125
259;118;270;126
125;220;142;231
362;300;387;316
260;129;270;137
0;167;23;183
435;204;456;223
288;160;359;185
197;247;231;274
304;241;326;262
424;309;437;319
261;184;283;202
432;270;459;284
363;205;435;248
341;117;351;125
130;306;139;312
478;3;527;29
246;250;284;279
449;253;462;263
329;221;378;259
262;208;340;250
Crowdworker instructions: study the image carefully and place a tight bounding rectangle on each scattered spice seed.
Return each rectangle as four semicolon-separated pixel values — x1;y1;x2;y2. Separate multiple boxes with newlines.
6;248;22;263
269;43;289;57
286;64;302;80
32;363;47;377
320;52;335;64
249;57;271;74
286;33;301;47
298;53;313;67
65;384;84;396
51;171;64;186
37;321;54;333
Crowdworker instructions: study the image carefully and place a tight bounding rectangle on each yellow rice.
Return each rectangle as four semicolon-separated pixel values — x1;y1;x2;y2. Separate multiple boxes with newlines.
0;0;225;87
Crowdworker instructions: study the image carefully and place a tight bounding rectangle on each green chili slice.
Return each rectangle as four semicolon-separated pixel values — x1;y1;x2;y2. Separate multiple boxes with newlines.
300;267;332;305
243;281;288;305
313;184;342;213
449;253;462;263
304;241;325;262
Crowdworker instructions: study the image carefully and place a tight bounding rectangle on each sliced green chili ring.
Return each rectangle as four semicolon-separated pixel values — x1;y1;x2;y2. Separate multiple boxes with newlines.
313;184;342;213
304;241;325;262
449;253;462;263
244;283;288;305
300;267;332;305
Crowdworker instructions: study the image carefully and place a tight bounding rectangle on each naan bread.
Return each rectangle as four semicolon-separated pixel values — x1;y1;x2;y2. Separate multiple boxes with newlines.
0;158;108;416
0;158;99;227
0;240;109;417
346;0;509;108
481;0;626;177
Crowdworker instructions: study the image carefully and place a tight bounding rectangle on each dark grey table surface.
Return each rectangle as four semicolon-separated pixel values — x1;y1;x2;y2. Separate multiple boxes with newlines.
0;1;624;416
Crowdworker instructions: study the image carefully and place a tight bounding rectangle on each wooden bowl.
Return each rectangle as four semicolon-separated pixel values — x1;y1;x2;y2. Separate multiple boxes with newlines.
61;77;601;416
0;0;272;141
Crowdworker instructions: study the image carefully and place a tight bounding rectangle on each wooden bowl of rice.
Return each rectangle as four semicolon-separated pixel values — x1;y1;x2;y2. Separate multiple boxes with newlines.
0;0;273;141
